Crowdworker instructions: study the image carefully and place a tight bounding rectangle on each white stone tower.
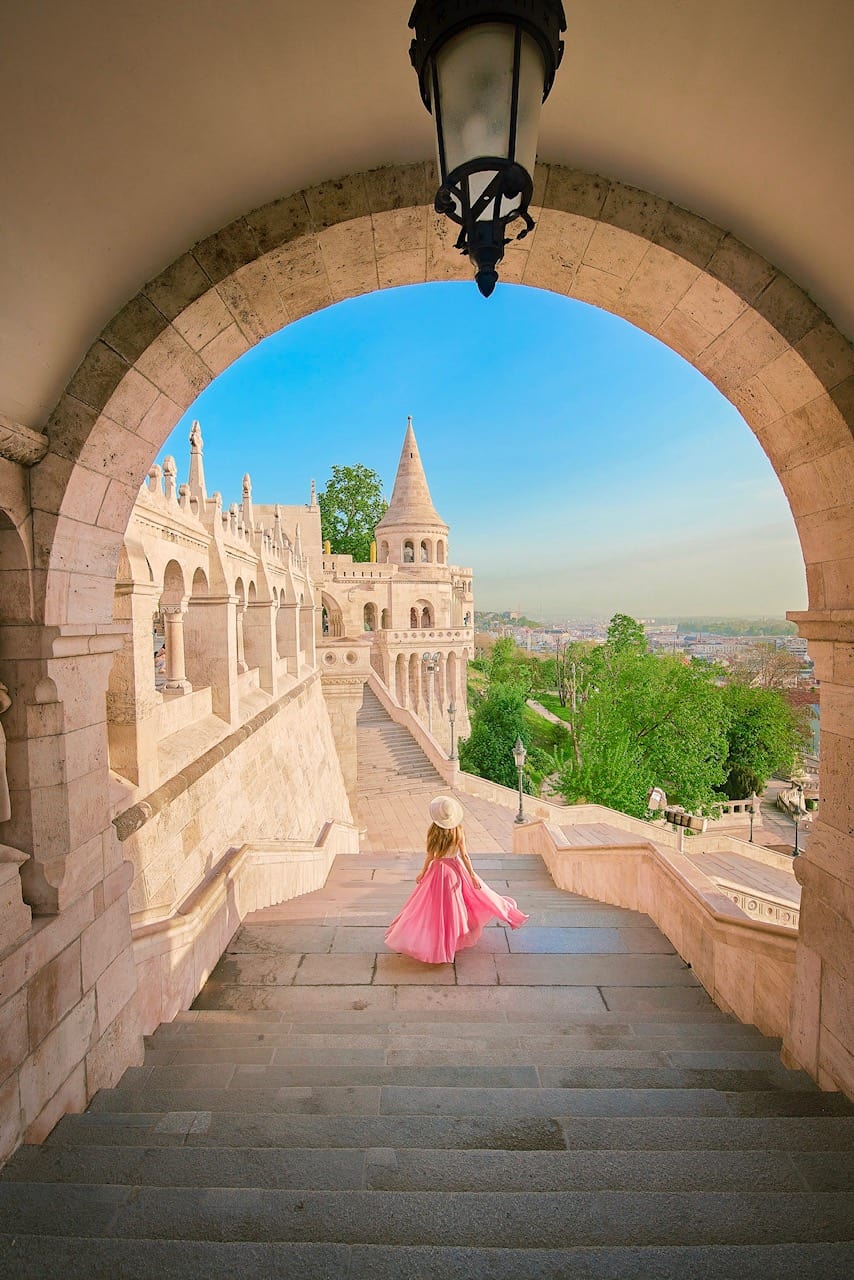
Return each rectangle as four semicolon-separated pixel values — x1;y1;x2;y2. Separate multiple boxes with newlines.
374;416;450;567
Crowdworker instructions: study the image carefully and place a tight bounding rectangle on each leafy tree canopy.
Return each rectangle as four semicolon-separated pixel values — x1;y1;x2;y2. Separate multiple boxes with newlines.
318;464;387;562
720;684;809;797
459;681;529;790
606;613;648;655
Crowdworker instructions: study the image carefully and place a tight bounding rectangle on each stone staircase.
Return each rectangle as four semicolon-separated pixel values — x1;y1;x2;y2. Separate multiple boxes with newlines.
356;686;443;794
1;849;852;1277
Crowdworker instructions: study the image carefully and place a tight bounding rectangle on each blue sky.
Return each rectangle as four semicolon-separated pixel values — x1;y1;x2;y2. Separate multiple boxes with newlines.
160;282;806;621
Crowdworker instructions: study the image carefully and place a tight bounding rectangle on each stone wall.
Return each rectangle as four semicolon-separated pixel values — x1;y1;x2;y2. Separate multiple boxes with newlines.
116;673;351;1020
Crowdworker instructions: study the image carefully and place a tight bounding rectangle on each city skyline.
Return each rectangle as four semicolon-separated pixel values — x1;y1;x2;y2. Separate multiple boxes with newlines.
160;281;807;619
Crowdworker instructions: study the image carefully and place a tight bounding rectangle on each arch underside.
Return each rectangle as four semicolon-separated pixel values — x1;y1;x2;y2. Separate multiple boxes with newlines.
11;161;854;1101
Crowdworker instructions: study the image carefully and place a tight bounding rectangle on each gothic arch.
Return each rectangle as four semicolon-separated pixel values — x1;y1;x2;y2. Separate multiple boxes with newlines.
27;162;854;1095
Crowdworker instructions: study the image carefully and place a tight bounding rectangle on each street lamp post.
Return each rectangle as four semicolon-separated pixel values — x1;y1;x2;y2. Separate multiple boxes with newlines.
749;792;758;843
512;735;527;824
448;698;457;760
421;651;440;735
409;0;566;297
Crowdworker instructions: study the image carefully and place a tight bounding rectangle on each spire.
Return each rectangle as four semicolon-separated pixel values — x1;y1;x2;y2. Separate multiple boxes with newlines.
242;472;254;530
188;421;207;505
377;416;445;529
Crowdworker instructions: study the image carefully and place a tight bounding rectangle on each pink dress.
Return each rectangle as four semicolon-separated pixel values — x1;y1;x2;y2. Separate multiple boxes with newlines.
384;852;528;965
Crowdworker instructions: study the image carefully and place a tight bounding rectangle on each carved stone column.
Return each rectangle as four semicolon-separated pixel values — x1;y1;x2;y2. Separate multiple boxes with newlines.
318;639;372;795
182;595;239;724
162;604;192;694
243;600;277;695
235;601;248;675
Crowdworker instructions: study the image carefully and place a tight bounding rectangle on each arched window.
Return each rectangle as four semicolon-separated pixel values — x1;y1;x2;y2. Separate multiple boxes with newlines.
380;541;389;563
403;540;415;563
381;608;390;629
420;540;429;562
436;540;445;564
410;607;418;629
421;605;432;628
364;603;377;632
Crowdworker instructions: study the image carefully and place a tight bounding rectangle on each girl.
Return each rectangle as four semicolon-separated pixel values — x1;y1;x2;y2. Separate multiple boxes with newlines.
384;794;528;965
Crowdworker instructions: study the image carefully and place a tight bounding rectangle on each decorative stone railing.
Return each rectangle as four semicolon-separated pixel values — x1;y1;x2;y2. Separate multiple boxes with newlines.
512;816;797;1040
716;880;800;930
131;819;359;1034
378;628;472;645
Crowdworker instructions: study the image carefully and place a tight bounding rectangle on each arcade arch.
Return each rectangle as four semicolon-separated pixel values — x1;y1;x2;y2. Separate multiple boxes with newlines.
10;162;854;1104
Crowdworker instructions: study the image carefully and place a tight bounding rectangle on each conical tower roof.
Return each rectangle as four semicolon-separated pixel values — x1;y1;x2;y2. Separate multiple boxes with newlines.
376;417;446;531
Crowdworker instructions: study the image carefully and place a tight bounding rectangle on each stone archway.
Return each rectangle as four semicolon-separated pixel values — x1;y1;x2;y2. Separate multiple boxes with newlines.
14;161;854;1103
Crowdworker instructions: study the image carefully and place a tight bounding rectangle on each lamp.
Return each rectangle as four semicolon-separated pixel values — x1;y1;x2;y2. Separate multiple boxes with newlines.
448;698;457;760
512;734;527;823
422;650;440;734
409;0;566;297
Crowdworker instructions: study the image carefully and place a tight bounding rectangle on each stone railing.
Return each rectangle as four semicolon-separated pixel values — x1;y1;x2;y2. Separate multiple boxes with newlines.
131;819;359;1034
513;818;797;1039
367;669;459;786
378;627;472;645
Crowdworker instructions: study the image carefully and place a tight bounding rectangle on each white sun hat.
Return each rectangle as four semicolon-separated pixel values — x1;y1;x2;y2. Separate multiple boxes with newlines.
429;795;464;830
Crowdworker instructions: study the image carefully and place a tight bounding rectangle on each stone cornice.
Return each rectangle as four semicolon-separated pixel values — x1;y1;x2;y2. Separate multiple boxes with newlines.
0;414;49;466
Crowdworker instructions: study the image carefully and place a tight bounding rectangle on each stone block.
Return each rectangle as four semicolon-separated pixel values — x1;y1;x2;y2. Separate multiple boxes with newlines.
172;288;235;353
101;293;170;365
698;309;790;395
66;342;131;414
377;249;426;291
284;277;336;323
144;253;212;321
0;1074;21;1164
797;505;854;568
731;374;786;432
0;989;28;1086
192;218;261;286
795;322;854;390
706;235;776;304
23;1058;87;1145
572;264;624;310
200;322;251;376
758;393;852;475
45;395;99;464
755;273;825;347
758;348;828;415
582;222;647;281
544;166;610;220
365;164;431;214
81;895;133;992
820;555;854;611
817;1023;854;1095
136;390;184;448
217;263;289;344
134;326;212;410
372;206;427;259
781;444;854;520
653;205;724;270
656;307;715;362
675;273;747;340
95;946;138;1033
95;476;141;534
600;182;667;240
18;992;95;1128
27;940;82;1051
304;173;370;229
621;245;699;333
85;988;143;1095
245;192;312;255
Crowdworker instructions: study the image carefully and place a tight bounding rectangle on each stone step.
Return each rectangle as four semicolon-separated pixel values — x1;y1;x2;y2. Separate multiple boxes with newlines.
46;1110;854;1154
0;1184;851;1249
84;1083;853;1119
1;1238;852;1280
5;1142;851;1193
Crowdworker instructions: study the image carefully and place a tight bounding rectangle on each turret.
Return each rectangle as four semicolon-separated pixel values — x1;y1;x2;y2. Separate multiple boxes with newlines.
374;417;449;566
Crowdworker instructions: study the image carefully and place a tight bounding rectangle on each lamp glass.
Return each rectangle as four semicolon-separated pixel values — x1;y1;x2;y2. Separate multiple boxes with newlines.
432;23;545;220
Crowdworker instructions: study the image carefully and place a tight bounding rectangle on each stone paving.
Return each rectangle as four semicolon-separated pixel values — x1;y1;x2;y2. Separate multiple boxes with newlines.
1;781;852;1276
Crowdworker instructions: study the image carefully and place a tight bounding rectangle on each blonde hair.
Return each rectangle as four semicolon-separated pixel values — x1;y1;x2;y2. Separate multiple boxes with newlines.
426;822;462;859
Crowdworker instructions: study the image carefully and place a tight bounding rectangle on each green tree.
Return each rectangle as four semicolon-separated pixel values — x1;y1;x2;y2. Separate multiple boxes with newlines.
720;684;808;797
318;464;387;562
556;615;729;817
459;681;529;790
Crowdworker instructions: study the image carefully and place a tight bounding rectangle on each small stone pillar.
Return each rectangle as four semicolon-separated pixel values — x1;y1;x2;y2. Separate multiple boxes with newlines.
318;639;373;795
243;600;277;695
162;605;192;694
235;601;248;674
